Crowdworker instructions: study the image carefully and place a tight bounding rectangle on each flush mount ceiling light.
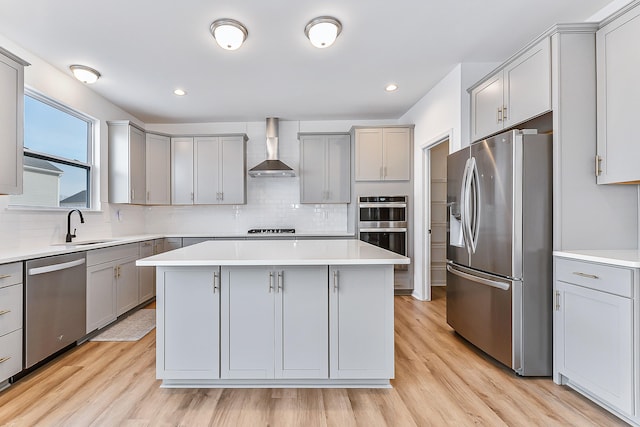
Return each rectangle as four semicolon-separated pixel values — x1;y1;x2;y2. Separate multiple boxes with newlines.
173;88;187;96
304;16;342;48
210;18;248;51
385;83;399;92
69;64;101;84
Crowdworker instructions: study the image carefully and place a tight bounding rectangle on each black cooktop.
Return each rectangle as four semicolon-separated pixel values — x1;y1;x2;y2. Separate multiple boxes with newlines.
247;228;296;234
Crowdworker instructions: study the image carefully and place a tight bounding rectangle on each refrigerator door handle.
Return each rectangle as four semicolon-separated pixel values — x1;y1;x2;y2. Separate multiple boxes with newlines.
446;263;511;291
459;158;471;253
462;158;475;254
469;158;481;252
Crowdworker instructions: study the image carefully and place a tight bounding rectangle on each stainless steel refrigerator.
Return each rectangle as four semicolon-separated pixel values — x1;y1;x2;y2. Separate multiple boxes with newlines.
446;129;552;376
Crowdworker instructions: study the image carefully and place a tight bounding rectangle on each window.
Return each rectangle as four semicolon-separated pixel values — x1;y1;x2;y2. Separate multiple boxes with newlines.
10;91;93;209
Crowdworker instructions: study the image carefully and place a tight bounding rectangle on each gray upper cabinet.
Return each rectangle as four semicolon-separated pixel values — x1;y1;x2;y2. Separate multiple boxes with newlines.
596;2;640;184
354;127;412;181
0;48;28;195
470;38;551;142
108;121;146;204
145;133;171;205
171;134;247;205
299;133;351;204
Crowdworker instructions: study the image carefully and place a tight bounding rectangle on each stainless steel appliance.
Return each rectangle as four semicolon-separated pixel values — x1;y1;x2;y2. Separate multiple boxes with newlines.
25;252;87;368
446;129;552;376
358;196;407;270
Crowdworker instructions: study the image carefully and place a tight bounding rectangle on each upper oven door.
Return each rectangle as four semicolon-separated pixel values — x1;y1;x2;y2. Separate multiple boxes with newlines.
359;204;407;227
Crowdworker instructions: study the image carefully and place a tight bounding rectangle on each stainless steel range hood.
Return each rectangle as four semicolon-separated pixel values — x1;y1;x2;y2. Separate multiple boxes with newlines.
248;118;295;177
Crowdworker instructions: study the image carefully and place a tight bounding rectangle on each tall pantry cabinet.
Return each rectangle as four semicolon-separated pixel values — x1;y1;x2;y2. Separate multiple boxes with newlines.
0;48;28;195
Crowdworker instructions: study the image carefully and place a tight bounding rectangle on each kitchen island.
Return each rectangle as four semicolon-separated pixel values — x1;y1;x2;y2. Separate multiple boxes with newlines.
137;239;409;388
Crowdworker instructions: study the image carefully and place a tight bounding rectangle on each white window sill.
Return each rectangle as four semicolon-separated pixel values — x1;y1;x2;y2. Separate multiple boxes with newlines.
6;205;103;214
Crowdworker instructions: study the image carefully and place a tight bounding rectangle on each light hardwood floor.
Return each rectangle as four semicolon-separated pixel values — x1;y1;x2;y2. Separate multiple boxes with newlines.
0;288;627;426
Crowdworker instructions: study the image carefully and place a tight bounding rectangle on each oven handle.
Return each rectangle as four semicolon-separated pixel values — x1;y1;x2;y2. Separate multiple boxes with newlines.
359;228;407;232
359;203;407;208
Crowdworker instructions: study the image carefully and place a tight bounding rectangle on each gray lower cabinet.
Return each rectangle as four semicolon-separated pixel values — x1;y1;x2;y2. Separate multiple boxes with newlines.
0;262;23;388
220;265;329;379
138;241;155;303
299;133;351;203
156;266;220;379
329;265;394;379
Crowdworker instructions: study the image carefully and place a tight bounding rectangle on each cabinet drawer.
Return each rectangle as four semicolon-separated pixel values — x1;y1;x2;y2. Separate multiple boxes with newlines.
0;329;22;381
555;258;633;298
0;262;22;289
87;243;139;266
0;284;22;336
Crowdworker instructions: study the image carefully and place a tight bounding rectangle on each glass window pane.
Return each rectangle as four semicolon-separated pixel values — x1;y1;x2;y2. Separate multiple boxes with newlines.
24;95;89;162
10;156;89;208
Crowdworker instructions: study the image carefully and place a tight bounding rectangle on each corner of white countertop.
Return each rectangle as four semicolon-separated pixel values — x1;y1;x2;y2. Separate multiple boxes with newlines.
553;249;640;268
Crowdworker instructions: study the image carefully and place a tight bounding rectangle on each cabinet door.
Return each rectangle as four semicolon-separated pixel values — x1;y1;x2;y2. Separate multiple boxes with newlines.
382;128;410;181
471;72;504;141
194;136;220;204
157;267;220;379
326;134;351;202
116;257;139;316
596;7;640;184
503;38;551;129
129;126;146;204
355;128;383;181
300;135;327;203
275;266;328;379
221;266;275;379
138;241;155;303
555;281;633;415
219;136;246;204
170;137;194;205
0;52;24;195
329;265;394;379
145;133;170;204
86;262;117;333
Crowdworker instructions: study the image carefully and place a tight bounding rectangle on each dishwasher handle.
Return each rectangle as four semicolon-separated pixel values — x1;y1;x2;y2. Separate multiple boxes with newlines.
28;258;86;276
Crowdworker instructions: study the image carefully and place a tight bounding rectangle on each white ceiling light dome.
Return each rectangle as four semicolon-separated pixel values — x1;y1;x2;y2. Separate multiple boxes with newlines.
69;64;101;84
210;19;248;51
304;16;342;48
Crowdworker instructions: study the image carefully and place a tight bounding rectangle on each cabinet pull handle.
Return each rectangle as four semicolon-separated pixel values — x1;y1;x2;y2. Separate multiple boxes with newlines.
0;310;11;316
114;266;118;279
220;192;223;201
497;107;503;123
131;189;135;200
213;271;219;293
0;356;11;364
595;155;602;177
268;271;274;293
333;270;339;293
0;274;11;279
554;290;560;311
572;271;599;280
502;105;507;120
277;271;283;292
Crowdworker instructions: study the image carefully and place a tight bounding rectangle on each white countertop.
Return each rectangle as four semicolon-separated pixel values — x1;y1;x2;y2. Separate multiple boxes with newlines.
170;232;356;238
554;250;640;268
137;239;410;266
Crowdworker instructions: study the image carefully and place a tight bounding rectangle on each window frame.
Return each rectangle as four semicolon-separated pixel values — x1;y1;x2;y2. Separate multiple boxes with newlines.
12;89;96;210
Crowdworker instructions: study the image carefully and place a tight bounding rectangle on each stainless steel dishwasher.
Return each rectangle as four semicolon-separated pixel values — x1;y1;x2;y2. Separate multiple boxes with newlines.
25;252;87;368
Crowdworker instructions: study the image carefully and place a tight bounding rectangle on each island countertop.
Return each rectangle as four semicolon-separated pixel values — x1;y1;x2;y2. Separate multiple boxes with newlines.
136;239;410;267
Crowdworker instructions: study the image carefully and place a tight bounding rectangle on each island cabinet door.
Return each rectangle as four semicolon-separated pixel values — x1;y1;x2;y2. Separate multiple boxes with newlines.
275;266;329;379
157;267;220;379
221;266;276;379
329;265;394;379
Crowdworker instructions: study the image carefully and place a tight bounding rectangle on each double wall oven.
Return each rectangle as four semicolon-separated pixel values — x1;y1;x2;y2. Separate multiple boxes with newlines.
358;196;407;269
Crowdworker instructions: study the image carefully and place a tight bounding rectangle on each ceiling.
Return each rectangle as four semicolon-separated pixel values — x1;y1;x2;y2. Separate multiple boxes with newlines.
0;0;617;124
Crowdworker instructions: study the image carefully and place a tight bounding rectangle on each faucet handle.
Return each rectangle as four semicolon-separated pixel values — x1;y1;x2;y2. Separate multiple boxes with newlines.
72;228;77;237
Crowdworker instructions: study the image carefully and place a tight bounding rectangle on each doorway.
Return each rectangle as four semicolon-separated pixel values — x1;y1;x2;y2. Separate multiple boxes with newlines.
420;136;449;301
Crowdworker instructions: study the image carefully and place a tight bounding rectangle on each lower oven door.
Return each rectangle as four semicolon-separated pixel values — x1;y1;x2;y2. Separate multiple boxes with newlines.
359;229;407;269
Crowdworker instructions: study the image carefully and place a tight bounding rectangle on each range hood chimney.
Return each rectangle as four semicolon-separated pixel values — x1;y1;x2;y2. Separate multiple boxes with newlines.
248;118;295;177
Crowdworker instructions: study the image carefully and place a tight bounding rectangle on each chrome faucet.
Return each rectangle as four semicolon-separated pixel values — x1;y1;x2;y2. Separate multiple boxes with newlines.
66;209;85;242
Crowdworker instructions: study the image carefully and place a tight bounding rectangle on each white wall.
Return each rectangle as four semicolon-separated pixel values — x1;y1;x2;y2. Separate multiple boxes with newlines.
398;63;497;300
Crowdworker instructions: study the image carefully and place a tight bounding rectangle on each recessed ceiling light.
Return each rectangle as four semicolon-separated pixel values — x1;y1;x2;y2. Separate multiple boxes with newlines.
210;19;248;50
385;83;398;92
304;16;342;48
69;64;101;84
173;89;187;96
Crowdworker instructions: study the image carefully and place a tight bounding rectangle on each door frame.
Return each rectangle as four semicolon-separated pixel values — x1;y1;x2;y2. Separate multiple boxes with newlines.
414;130;451;301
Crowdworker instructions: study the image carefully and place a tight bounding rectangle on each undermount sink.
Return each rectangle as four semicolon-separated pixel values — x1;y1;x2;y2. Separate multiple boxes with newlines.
52;239;115;247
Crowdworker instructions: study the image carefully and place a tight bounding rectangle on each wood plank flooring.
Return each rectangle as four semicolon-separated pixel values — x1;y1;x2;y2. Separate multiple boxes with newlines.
0;288;627;426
